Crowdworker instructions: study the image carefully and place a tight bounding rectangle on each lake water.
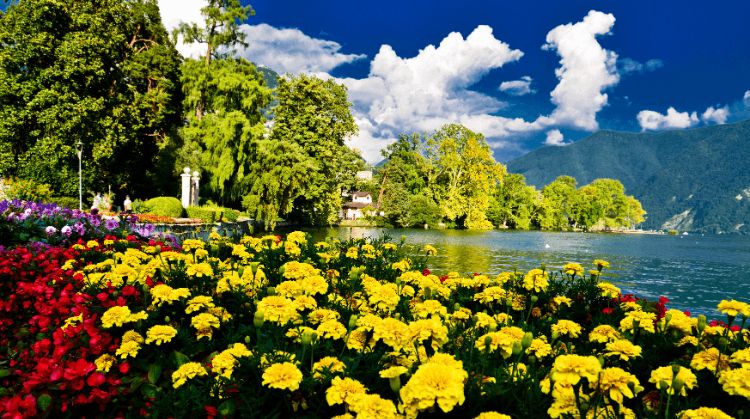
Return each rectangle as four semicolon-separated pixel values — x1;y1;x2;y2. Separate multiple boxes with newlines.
296;227;750;320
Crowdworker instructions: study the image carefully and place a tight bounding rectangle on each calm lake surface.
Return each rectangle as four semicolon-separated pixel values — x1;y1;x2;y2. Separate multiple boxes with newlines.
295;228;750;319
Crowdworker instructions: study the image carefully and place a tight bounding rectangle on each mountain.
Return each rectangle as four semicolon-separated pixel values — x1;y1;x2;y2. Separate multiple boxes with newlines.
254;64;279;120
505;118;750;234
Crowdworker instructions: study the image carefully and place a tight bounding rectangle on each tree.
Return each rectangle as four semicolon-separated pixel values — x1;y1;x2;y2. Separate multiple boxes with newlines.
542;176;581;229
624;195;647;229
177;1;272;205
272;73;358;225
425;124;506;229
487;173;538;229
0;0;182;196
244;139;315;230
174;0;252;120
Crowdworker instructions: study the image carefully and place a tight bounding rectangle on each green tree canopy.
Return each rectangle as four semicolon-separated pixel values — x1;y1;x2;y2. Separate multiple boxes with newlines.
0;0;182;196
272;73;358;225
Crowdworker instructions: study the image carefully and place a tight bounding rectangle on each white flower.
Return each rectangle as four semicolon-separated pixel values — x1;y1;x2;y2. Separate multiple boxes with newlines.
61;225;72;236
45;226;57;234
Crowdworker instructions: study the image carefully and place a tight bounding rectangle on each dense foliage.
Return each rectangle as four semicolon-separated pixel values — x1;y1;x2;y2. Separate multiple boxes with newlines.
0;0;183;197
376;130;645;231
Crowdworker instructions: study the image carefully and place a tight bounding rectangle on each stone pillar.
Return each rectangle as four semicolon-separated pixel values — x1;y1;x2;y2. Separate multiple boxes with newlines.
191;171;200;206
181;167;191;208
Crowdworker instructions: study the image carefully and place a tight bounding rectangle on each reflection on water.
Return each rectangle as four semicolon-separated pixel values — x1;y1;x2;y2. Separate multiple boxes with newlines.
295;227;750;319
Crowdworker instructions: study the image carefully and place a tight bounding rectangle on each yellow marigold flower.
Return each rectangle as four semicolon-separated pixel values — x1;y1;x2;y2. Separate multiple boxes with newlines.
212;343;253;379
677;407;733;419
547;391;581;419
308;309;340;325
552;320;582;338
381;243;397;251
350;393;398;419
262;362;303;391
257;295;297;324
326;376;367;405
286;326;316;343
717;299;750;317
677;336;699;347
150;284;191;306
145;325;178;345
424;245;437;256
185;295;215;314
369;283;401;313
604;339;643;361
282;261;320;280
94;354;117;372
563;263;584;277
590;367;643;405
182;239;205;252
293;295;318;312
317;320;347;340
276;280;303;298
620;301;642;311
473;312;497;329
527;337;552;358
299;275;328;296
400;362;466;417
391;259;410;271
730;347;750;369
649;366;697;396
593;260;610;270
172;362;207;388
194;249;209;259
101;306;147;328
523;269;549;292
660;309;696;335
345;247;358;259
372;317;411;350
718;368;750;399
191;312;220;330
690;348;731;373
620;311;656;333
122;330;144;344
553;295;573;308
474;413;512;419
587;405;635;419
551;355;602;386
284;241;301;257
589;324;622;343
598;282;621;298
413;300;447;319
380;365;408;379
186;262;213;277
313;356;346;380
409;318;449;350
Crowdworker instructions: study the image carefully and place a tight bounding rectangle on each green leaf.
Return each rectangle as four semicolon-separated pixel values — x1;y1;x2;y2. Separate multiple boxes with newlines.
148;361;163;384
141;383;158;399
172;351;190;368
129;376;147;391
0;369;9;379
37;394;52;412
218;399;238;418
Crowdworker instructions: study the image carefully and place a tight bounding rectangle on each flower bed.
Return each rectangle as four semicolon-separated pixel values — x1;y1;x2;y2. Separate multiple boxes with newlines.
0;226;749;418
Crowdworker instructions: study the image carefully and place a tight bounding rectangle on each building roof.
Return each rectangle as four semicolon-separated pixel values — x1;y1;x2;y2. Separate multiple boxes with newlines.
341;202;378;209
352;191;372;198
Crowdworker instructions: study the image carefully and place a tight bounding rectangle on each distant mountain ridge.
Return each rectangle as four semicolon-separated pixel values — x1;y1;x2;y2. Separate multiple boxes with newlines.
506;118;750;234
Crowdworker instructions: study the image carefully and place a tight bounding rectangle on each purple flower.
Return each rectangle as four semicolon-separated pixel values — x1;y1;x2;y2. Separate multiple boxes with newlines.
104;219;119;231
73;222;85;236
61;225;72;236
45;226;57;235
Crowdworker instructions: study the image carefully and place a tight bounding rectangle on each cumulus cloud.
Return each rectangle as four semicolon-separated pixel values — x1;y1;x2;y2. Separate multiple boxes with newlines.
158;0;210;58
539;10;620;131
637;107;699;131
701;106;729;125
499;76;536;96
235;24;366;74
617;58;664;75
544;129;567;146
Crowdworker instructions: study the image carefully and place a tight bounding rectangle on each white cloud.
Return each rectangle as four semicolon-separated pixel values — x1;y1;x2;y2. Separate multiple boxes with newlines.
235;24;366;74
637;107;699;131
617;58;664;75
158;0;210;58
544;129;567;146
701;106;729;125
540;10;620;131
744;90;750;106
499;76;536;96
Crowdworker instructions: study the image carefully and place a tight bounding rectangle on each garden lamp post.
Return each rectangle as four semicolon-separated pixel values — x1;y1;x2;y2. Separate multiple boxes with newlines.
75;141;83;211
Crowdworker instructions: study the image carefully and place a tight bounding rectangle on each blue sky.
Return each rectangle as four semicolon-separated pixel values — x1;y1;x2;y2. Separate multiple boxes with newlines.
6;0;750;163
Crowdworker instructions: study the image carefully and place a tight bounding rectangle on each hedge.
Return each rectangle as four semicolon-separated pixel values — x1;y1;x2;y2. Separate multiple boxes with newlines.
142;197;184;218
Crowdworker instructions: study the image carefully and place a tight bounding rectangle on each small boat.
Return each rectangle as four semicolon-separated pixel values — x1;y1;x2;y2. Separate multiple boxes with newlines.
682;232;689;235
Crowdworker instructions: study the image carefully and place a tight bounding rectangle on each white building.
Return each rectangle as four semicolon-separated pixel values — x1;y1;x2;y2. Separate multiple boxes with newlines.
340;191;378;220
356;171;372;181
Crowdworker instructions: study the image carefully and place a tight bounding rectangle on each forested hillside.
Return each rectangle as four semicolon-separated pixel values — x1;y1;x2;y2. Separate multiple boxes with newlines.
506;118;750;233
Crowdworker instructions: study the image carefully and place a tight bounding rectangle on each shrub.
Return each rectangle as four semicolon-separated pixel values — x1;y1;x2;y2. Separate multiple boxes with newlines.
223;208;239;222
143;196;184;218
2;177;53;201
186;206;217;222
668;230;679;235
46;196;81;210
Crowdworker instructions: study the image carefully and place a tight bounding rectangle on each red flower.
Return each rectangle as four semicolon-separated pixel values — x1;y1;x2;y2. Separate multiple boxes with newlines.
602;308;613;314
683;311;690;316
63;358;96;391
422;269;430;276
205;406;219;419
659;296;669;305
86;372;106;387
